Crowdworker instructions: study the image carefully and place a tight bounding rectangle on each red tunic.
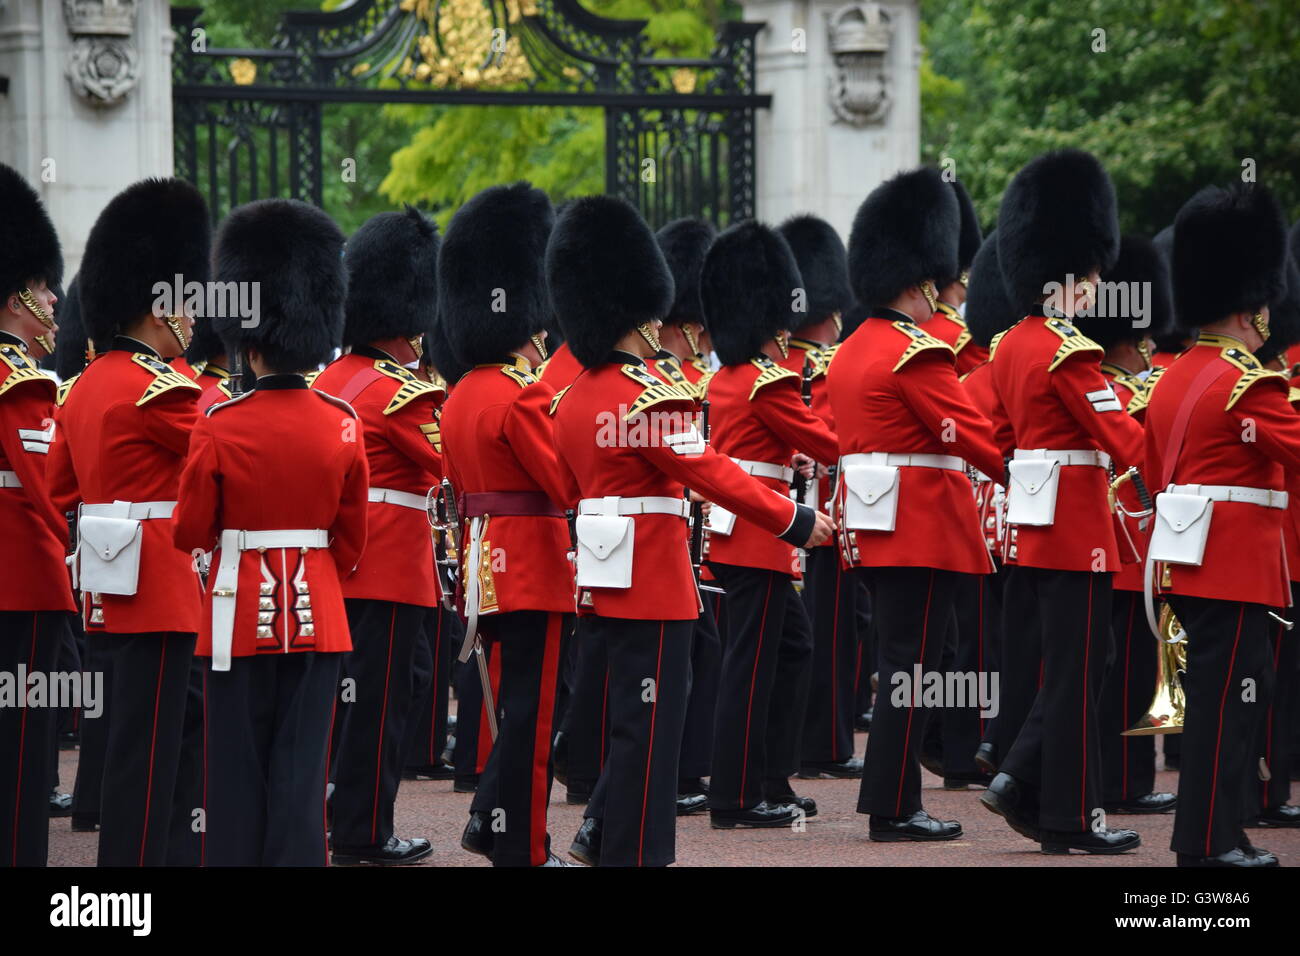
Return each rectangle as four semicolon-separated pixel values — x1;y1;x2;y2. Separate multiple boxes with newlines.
551;356;802;619
173;379;369;658
1285;387;1300;585
927;303;989;377
1144;335;1300;606
313;349;444;607
0;336;75;612
987;314;1145;573
780;338;836;541
828;315;1003;574
439;360;574;616
170;356;202;380
538;342;584;390
47;343;203;634
705;356;839;575
961;360;1003;558
1100;362;1151;593
195;364;232;413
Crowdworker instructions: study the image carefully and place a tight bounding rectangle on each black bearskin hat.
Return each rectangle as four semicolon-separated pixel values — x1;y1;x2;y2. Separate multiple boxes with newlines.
547;195;674;367
1256;254;1300;366
53;275;87;380
440;182;553;367
1073;235;1173;348
777;214;852;332
848;167;959;309
997;149;1119;313
185;312;227;367
0;163;62;301
964;230;1019;349
211;199;346;372
80;178;210;348
841;301;870;340
343;206;440;346
942;179;983;288
1171;184;1287;332
700;220;802;366
656;217;715;328
425;309;470;385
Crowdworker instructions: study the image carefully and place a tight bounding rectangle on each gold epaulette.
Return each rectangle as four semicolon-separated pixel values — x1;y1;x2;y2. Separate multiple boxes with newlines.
1288;386;1300;406
1045;318;1104;371
988;327;1012;361
622;363;690;419
1125;364;1167;416
499;363;536;388
936;304;972;354
696;368;715;397
820;343;841;371
1226;366;1288;411
891;321;953;373
534;356;551;378
690;355;711;376
748;356;799;399
56;372;80;406
1100;362;1147;405
654;355;698;399
132;353;201;406
0;343;53;399
374;359;444;415
303;368;322;387
549;384;571;416
788;340;828;378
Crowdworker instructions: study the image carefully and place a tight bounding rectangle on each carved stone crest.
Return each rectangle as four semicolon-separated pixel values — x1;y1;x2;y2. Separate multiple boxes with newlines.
827;2;892;126
63;0;140;107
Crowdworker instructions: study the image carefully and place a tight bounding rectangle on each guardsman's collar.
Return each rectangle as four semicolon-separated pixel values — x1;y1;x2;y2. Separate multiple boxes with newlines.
354;343;396;363
1196;331;1247;350
653;347;682;362
254;373;309;390
610;349;646;367
874;307;917;325
788;336;824;353
112;334;161;358
935;300;961;317
0;329;28;351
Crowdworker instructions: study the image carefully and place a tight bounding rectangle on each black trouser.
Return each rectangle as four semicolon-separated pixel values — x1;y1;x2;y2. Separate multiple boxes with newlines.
708;564;798;810
332;599;425;849
402;607;459;771
766;583;813;790
452;641;497;780
977;567;1005;753
1099;589;1157;803
204;652;341;866
680;591;722;781
999;569;1111;833
854;577;875;715
167;655;205;866
856;567;957;818
1163;595;1275;856
50;623;81;793
993;564;1042;766
0;611;70;866
559;615;609;792
72;629;114;825
584;616;692;866
97;631;196;867
466;610;562;867
800;545;858;764
1254;584;1298;813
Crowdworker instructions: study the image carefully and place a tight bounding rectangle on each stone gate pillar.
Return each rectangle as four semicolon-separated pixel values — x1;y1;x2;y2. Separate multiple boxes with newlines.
741;0;921;239
0;0;175;277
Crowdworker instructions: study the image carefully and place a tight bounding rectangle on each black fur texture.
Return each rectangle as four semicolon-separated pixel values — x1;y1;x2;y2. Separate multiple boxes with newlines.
425;308;471;384
79;178;210;348
211;199;346;373
185;312;227;366
656;217;715;327
439;182;554;367
700;220;803;366
53;275;87;379
1171;184;1287;332
964;230;1020;348
546;194;674;367
848;167;959;309
0;163;62;300
943;179;983;286
777;214;852;331
1256;255;1300;365
343;206;440;345
997;149;1119;313
1074;235;1173;348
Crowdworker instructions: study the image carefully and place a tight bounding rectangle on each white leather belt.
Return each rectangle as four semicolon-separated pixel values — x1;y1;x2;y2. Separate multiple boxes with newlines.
368;487;427;511
82;500;177;519
733;458;795;483
0;470;20;488
578;495;691;518
1013;448;1111;469
842;451;965;471
211;528;329;673
1168;483;1288;509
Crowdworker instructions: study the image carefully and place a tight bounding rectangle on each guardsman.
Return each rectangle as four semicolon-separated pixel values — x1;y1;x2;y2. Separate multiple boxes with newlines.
188;317;233;413
312;208;442;865
1141;183;1300;866
1071;236;1178;818
828;167;1004;841
978;149;1144;855
0;163;73;867
926;179;988;376
772;214;864;782
47;178;210;866
698;220;840;827
547;195;831;866
438;182;573;867
172;198;366;865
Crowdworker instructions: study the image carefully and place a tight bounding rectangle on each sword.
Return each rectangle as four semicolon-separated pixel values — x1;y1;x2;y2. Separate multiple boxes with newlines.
455;506;499;742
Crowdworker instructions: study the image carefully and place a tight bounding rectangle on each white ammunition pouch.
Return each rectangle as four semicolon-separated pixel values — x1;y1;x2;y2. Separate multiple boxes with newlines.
575;496;689;590
75;500;176;596
1148;483;1286;567
707;458;794;537
838;452;965;533
1005;449;1110;527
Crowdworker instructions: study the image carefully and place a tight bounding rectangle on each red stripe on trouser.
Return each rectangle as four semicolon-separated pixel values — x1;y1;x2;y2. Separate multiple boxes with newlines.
830;564;842;757
140;638;169;866
895;572;935;816
739;576;775;805
371;605;398;842
11;617;37;865
1206;605;1246;856
1080;575;1094;830
324;690;338;866
638;622;666;866
428;611;442;764
528;615;562;866
475;651;501;773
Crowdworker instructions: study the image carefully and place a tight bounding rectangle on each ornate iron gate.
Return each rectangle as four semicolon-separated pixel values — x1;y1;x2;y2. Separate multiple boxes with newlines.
171;0;769;228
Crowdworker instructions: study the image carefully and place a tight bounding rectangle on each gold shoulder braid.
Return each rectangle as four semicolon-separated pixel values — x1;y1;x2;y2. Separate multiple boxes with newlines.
654;355;698;399
1099;362;1146;401
0;342;53;398
499;363;536;388
1044;318;1104;371
1226;365;1288;411
132;353;202;406
374;359;443;416
548;384;572;416
1126;364;1167;416
56;372;80;406
748;356;800;399
622;363;690;420
890;320;953;373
